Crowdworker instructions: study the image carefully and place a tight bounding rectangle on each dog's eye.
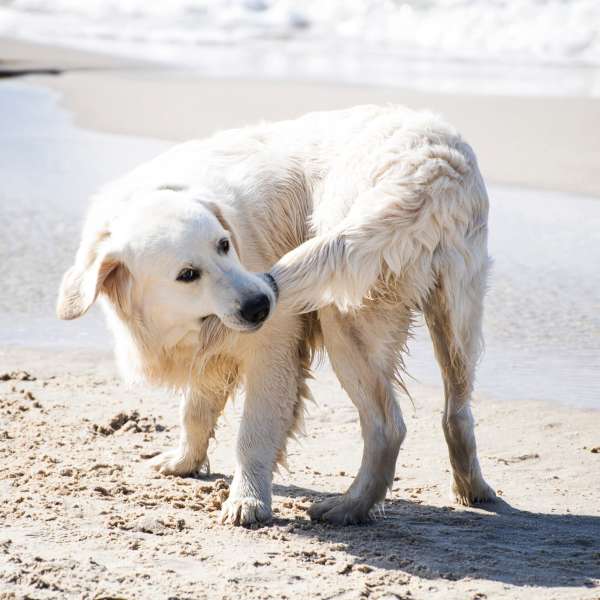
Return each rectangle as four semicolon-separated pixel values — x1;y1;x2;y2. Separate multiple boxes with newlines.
218;238;230;254
176;267;201;283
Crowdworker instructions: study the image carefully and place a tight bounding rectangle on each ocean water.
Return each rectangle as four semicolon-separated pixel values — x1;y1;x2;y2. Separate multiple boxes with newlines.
407;186;600;409
0;81;598;407
1;0;600;97
0;81;169;349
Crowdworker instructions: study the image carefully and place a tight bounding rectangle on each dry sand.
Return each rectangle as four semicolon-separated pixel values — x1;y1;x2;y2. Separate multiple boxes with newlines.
1;38;599;600
1;347;599;600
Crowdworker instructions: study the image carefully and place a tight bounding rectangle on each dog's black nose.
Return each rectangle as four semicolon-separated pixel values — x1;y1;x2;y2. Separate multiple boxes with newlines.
240;293;270;325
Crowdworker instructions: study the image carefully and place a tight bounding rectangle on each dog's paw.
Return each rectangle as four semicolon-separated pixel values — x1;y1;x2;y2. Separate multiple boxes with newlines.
308;495;373;525
219;496;271;526
149;448;209;478
452;478;497;506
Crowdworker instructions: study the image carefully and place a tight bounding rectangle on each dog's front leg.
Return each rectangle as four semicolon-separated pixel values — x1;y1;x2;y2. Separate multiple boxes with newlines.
220;345;299;526
151;388;226;477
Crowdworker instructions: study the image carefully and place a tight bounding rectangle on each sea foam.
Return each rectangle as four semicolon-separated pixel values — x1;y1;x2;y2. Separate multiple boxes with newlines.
1;1;599;95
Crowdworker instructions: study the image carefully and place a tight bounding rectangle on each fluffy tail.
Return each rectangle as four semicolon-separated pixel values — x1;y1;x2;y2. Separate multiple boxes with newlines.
270;142;489;316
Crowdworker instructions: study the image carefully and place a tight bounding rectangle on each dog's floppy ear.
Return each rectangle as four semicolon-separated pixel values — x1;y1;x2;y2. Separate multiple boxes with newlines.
201;201;241;259
57;231;130;320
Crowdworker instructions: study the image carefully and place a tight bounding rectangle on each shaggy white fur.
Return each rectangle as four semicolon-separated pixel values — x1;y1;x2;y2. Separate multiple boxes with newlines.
57;105;495;526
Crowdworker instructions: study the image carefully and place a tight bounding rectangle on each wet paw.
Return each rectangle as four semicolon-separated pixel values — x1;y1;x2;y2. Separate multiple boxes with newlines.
308;495;373;525
149;448;209;478
219;496;271;526
453;478;497;506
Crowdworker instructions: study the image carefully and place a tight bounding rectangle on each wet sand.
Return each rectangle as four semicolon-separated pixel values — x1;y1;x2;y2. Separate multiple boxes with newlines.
1;37;599;600
3;37;600;197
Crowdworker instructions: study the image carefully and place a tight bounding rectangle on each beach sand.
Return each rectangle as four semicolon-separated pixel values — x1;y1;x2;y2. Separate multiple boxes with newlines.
1;38;599;600
1;349;599;600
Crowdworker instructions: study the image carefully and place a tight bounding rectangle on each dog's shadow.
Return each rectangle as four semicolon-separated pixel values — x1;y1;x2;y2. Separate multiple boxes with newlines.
269;482;600;590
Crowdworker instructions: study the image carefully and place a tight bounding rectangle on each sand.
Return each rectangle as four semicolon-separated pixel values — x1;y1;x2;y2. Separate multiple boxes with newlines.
1;347;599;600
1;38;599;600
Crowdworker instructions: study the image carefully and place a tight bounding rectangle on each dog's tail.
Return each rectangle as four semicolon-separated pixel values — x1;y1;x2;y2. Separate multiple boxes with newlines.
270;141;490;321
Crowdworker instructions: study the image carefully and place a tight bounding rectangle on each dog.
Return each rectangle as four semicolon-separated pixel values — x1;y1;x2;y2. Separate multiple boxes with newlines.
57;105;496;526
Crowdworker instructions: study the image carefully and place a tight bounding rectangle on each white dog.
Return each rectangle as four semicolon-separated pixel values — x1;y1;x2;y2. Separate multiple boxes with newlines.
57;105;495;526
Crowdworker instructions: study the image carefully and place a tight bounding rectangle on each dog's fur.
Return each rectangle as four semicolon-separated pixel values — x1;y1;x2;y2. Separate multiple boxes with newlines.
57;105;495;526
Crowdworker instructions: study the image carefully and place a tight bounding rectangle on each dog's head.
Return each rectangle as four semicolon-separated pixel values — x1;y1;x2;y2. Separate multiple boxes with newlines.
57;190;277;348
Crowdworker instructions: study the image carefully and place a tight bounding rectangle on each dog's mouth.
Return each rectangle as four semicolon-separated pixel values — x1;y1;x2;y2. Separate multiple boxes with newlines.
197;314;264;338
261;272;279;299
238;322;266;333
218;314;266;333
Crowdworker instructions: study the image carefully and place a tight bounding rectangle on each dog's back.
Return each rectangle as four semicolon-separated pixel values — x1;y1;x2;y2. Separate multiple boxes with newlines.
271;105;489;318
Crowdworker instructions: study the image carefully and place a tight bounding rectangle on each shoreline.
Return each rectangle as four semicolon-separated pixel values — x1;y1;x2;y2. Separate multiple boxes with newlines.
2;36;600;197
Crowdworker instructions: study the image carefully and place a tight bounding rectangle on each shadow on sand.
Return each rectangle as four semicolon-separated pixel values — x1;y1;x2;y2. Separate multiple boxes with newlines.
271;483;600;590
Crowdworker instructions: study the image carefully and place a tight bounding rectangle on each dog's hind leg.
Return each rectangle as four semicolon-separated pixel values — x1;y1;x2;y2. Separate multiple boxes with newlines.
309;304;408;524
423;244;496;505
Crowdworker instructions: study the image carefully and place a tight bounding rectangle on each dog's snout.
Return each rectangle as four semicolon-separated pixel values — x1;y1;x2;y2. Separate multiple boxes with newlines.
240;293;270;325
